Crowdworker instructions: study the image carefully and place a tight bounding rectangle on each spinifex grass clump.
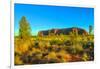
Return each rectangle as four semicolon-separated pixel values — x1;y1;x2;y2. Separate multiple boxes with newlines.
14;16;94;65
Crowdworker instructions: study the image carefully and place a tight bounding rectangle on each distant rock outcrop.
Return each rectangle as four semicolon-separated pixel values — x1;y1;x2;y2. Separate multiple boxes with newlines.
38;27;88;36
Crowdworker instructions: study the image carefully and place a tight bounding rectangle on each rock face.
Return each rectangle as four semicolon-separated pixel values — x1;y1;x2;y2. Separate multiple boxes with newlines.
38;27;88;36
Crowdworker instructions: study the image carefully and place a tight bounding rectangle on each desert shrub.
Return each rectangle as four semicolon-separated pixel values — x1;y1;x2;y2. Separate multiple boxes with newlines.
75;45;83;54
50;40;58;45
83;41;94;50
21;55;32;64
82;53;89;61
64;40;73;46
55;47;62;52
50;39;63;45
42;52;49;58
48;46;53;52
44;51;57;60
34;41;39;48
56;50;72;62
65;46;73;54
35;52;43;59
15;55;23;65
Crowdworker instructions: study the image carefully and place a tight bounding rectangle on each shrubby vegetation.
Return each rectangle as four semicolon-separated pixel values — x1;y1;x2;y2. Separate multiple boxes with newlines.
15;16;94;65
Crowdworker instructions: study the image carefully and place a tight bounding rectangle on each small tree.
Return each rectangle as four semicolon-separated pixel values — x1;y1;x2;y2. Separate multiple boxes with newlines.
19;16;31;40
89;25;93;35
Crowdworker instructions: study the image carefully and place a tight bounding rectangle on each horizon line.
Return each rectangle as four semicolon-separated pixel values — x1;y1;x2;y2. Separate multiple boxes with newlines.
14;26;94;36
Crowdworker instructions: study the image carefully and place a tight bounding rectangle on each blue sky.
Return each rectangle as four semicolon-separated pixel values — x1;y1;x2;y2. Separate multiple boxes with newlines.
14;3;94;36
